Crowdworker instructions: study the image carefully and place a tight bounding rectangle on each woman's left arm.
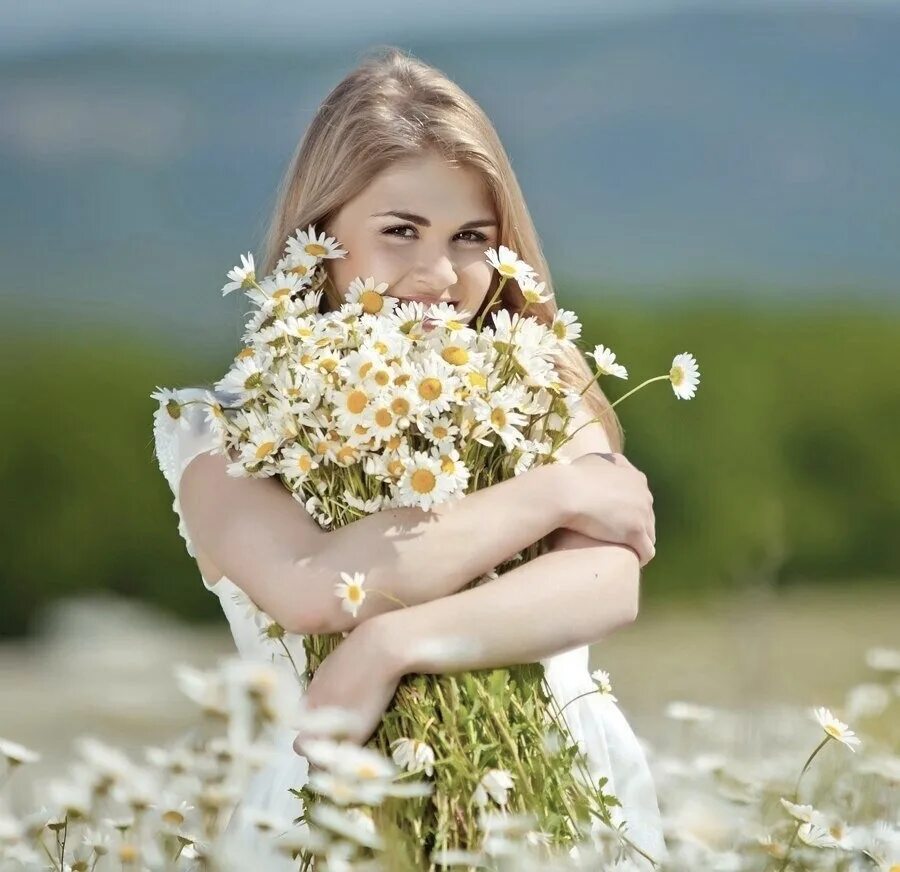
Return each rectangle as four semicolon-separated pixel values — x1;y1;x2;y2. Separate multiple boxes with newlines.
384;535;639;670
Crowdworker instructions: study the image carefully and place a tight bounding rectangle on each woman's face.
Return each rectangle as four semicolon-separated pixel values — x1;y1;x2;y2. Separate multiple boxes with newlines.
324;153;499;322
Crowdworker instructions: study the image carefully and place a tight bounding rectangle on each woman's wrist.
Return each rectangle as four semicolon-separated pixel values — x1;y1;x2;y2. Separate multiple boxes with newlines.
361;610;414;680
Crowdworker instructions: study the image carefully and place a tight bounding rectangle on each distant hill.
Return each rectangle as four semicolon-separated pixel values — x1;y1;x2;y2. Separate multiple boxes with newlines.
1;6;898;342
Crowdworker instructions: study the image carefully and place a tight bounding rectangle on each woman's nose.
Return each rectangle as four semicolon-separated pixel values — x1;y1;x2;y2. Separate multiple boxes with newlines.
415;251;458;292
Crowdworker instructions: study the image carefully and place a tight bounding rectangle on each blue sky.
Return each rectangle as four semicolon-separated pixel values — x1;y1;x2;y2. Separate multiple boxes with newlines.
2;0;899;56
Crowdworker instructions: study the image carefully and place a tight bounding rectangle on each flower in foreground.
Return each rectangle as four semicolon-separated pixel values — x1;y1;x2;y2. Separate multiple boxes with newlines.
798;822;840;848
308;804;382;850
669;352;700;400
473;769;515;807
334;571;367;617
288;224;347;261
813;707;861;752
0;737;40;767
588;344;628;380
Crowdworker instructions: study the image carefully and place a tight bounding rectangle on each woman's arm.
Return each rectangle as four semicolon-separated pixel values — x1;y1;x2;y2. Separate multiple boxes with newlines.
179;450;571;636
385;539;640;675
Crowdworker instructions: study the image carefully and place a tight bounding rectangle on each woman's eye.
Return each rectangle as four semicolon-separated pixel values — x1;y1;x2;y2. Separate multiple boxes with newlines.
382;225;488;243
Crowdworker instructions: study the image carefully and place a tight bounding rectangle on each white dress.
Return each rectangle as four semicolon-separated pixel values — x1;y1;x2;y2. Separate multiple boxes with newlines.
152;386;669;867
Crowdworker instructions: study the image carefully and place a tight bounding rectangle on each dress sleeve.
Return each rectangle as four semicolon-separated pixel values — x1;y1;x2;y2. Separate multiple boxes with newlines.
152;386;222;558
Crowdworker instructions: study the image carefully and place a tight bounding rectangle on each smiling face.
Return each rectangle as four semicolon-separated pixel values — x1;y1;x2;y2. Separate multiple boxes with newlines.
324;152;499;322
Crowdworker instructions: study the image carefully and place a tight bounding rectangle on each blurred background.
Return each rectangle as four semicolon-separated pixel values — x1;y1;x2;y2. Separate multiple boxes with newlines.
1;0;898;772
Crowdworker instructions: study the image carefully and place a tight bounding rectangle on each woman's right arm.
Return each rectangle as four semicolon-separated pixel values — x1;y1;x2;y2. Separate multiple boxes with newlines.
178;450;572;635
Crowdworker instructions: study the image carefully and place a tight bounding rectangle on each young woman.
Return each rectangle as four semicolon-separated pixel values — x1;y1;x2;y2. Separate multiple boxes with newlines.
153;47;666;865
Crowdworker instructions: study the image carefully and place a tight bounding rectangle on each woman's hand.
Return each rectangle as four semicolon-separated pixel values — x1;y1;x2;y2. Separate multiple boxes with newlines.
559;452;656;566
292;616;407;755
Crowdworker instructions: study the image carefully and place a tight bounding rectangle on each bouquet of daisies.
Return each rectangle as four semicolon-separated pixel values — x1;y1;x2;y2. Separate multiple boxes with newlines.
163;225;699;869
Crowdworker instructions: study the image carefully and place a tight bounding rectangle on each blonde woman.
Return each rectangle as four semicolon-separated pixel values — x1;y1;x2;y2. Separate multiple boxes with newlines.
153;47;667;865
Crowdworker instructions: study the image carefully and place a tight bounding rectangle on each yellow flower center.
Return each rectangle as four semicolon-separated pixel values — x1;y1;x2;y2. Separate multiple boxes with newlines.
358;361;373;378
305;242;328;257
360;290;384;313
347;390;368;414
348;586;363;603
386;435;402;451
255;441;275;459
670;365;684;386
388;459;405;477
491;408;507;429
441;345;469;366
273;286;292;299
394;373;411;387
337;445;357;463
419;377;443;401
289;263;310;277
375;408;393;427
411;469;437;494
391;397;411;416
237;347;255;360
319;358;338;372
356;764;378;779
374;370;390;386
441;456;455;474
298;455;312;472
498;263;518;277
469;371;487;388
446;319;464;331
433;425;448;439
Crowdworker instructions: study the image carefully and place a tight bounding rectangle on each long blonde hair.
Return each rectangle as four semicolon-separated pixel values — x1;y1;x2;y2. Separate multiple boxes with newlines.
260;45;623;452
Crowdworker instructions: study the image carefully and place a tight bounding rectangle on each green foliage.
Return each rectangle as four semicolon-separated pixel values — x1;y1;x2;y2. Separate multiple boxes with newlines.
1;299;897;637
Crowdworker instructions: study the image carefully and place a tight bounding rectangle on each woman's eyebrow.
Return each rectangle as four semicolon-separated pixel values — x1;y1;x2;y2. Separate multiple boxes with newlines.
371;210;497;230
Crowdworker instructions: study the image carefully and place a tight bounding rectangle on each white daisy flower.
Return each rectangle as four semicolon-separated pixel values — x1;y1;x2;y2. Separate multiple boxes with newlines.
247;270;308;309
410;355;462;416
471;387;529;451
345;276;396;315
0;737;40;767
151;387;194;431
286;224;347;261
275;249;319;282
485;245;536;283
222;252;256;296
588;344;628;380
302;739;398;782
473;768;515;807
307;770;388;806
779;797;827;825
550;308;582;344
396;450;455;510
590;669;618;702
670;352;701;400
422;300;476;330
390;737;436;777
308;804;382;850
334;571;367;617
798;822;840;849
813;707;861;752
519;275;552;304
387;299;428;339
215;353;274;403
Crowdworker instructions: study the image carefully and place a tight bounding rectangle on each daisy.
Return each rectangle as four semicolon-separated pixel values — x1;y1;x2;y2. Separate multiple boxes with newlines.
275;249;320;282
387;299;428;340
395;451;456;510
588;344;628;380
670;352;700;400
215;354;273;403
248;270;308;309
390;737;436;777
307;770;388;806
432;447;470;495
222;252;256;296
345;276;396;315
330;383;375;433
151;387;194;431
779;797;827;825
308;804;382;850
417;414;460;445
286;224;347;261
302;739;398;782
550;308;582;344
0;737;40;767
519;275;552;305
813;707;861;752
473;768;515;807
590;669;618;702
422;300;475;331
334;571;366;617
410;355;462;416
471;387;529;451
485;245;536;283
798;822;840;849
